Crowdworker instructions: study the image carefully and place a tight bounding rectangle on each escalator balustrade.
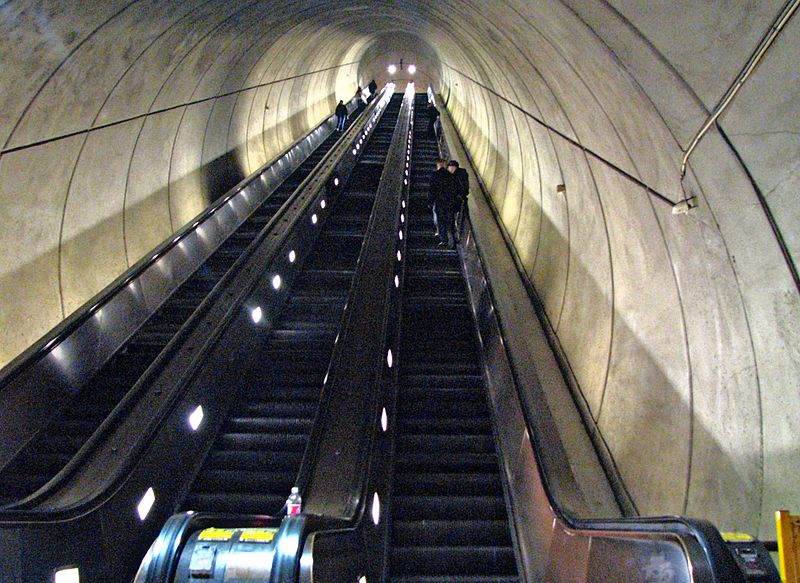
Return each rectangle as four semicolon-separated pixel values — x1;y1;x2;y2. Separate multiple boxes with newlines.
0;113;363;508
178;95;405;516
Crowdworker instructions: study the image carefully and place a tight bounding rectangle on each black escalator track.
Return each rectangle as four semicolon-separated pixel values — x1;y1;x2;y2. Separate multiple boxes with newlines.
179;94;404;515
0;111;365;508
388;94;519;582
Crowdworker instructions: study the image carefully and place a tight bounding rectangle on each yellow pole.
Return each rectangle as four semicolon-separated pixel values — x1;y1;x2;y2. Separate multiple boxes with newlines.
776;510;800;582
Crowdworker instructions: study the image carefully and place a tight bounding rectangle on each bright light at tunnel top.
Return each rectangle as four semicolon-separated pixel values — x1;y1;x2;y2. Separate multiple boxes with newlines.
408;64;416;75
387;64;397;75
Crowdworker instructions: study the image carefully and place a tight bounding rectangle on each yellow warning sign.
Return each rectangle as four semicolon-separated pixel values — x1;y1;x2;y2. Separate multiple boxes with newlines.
198;527;236;541
238;528;278;543
721;532;755;542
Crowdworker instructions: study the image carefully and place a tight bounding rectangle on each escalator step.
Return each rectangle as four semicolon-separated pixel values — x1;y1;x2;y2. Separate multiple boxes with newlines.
216;433;308;451
392;519;512;546
397;434;496;454
226;416;314;433
393;495;507;520
390;546;517;576
203;450;303;470
182;493;286;514
190;470;295;493
394;473;504;496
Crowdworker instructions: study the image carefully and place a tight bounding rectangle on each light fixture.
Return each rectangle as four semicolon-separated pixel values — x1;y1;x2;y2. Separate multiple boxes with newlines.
387;64;397;75
188;405;204;431
672;197;697;215
137;487;156;521
289;250;296;263
387;349;393;368
334;177;339;186
312;214;318;224
55;568;80;583
321;199;326;209
381;408;388;432
272;274;282;290
394;275;399;288
397;250;402;261
251;306;263;323
372;493;381;525
399;230;403;240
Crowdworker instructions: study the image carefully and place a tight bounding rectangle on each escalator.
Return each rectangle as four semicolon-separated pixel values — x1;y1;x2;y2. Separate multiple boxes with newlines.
130;92;774;583
387;94;519;581
178;94;403;516
0;109;364;508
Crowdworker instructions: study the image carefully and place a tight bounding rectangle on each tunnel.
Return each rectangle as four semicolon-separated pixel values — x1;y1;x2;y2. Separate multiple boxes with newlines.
0;0;798;575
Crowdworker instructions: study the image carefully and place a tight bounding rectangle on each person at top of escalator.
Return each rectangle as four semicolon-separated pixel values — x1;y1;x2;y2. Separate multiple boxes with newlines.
368;79;378;101
426;102;440;139
429;158;458;248
335;100;348;132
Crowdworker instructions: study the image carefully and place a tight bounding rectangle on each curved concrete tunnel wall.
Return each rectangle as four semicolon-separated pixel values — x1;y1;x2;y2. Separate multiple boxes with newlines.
0;0;797;539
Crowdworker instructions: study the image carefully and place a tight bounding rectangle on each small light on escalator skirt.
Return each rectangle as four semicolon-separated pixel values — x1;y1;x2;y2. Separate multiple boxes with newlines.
137;487;155;521
189;405;204;431
55;567;80;583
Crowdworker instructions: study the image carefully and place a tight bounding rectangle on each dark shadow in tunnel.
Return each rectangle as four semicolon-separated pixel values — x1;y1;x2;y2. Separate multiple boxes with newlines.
202;149;246;203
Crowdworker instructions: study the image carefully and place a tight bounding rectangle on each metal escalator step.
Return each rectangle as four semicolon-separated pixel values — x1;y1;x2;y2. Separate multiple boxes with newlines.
392;519;512;547
190;470;295;494
241;402;318;417
394;473;504;496
391;576;517;583
390;545;517;576
395;452;499;473
397;434;496;454
225;416;314;434
216;432;308;451
397;417;491;435
402;361;480;375
203;450;303;471
182;492;285;514
239;385;321;402
400;373;482;388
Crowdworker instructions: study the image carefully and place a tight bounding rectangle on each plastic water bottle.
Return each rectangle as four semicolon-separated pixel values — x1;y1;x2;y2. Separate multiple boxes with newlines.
287;487;302;516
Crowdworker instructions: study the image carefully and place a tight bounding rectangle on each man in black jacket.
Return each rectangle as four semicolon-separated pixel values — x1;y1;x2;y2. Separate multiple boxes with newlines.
427;103;440;139
429;158;458;248
447;160;469;238
335;100;348;131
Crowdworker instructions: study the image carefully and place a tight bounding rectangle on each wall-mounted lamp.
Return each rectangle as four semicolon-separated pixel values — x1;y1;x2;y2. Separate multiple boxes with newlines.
408;64;417;75
672;197;697;215
556;184;566;196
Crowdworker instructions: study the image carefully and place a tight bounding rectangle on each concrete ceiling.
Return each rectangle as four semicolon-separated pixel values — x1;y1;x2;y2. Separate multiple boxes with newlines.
0;0;797;538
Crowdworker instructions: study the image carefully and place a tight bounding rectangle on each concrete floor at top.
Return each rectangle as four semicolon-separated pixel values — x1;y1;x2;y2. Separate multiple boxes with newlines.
0;0;797;540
